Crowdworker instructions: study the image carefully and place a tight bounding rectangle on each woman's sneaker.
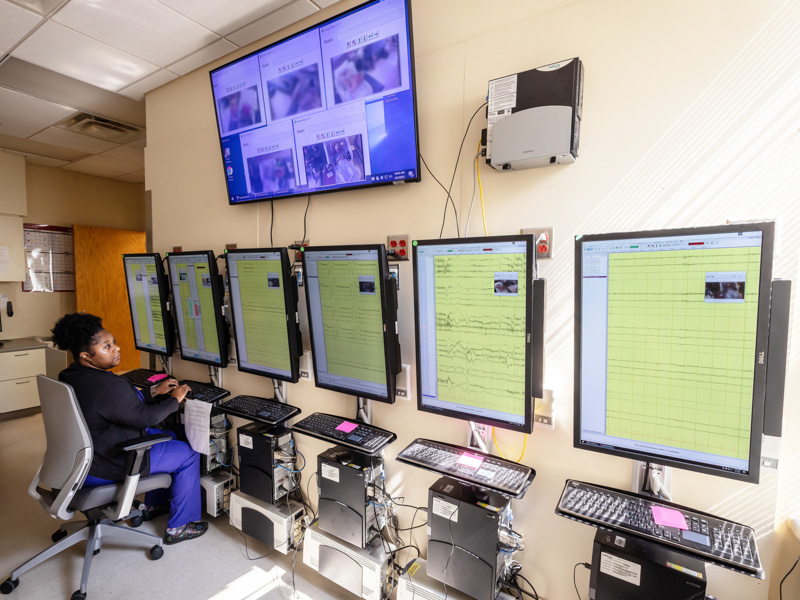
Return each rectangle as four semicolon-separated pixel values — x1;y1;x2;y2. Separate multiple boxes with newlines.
164;521;208;545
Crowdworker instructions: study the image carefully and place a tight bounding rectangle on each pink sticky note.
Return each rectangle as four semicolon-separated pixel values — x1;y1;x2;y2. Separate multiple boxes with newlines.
147;374;168;383
335;421;359;434
651;506;689;530
457;453;485;469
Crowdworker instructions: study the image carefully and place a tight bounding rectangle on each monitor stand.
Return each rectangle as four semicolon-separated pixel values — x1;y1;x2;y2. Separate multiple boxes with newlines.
356;396;373;425
273;380;287;404
466;421;489;453
632;461;672;501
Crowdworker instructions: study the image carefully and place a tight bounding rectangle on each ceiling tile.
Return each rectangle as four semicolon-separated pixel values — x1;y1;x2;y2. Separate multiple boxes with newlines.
313;0;343;7
99;145;144;166
117;69;179;101
61;161;119;178
167;39;238;76
0;1;42;54
5;0;64;17
0;85;75;137
115;170;145;184
0;131;89;160
158;0;293;37
53;0;220;68
30;126;119;154
4;148;69;167
127;137;146;149
11;21;159;91
68;154;140;175
226;0;319;48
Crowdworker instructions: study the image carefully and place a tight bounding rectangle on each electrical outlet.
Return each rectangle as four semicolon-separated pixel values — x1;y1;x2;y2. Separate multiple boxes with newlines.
387;234;410;260
521;227;554;259
294;239;309;263
534;389;555;429
395;363;410;399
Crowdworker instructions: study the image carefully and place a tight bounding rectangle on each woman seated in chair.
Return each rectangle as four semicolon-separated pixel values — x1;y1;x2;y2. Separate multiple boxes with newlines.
51;312;207;544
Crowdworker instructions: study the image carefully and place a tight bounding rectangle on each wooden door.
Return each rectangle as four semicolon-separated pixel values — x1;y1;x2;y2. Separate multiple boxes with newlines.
73;225;145;373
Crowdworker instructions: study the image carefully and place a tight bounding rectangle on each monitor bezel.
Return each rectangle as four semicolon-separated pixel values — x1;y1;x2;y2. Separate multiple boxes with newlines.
301;243;397;403
208;0;421;206
224;247;301;383
412;234;537;433
122;252;174;357
166;250;229;368
573;222;775;484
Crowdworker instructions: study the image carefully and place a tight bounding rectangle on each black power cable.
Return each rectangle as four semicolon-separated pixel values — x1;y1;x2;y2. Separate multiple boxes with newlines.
423;100;488;239
574;562;591;600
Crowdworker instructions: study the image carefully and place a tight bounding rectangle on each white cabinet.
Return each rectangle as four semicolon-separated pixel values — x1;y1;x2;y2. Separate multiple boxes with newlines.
0;348;46;413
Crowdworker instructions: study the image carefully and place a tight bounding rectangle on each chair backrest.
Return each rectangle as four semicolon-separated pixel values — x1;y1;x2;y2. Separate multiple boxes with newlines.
33;375;93;519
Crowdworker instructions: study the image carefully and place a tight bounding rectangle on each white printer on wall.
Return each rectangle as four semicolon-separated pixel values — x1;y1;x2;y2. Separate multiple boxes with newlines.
486;57;583;171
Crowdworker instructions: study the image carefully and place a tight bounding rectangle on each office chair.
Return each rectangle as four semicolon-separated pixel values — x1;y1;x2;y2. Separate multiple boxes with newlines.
1;375;173;600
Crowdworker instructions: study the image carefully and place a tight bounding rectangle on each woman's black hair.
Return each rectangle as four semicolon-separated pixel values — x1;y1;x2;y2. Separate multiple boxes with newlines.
51;313;104;359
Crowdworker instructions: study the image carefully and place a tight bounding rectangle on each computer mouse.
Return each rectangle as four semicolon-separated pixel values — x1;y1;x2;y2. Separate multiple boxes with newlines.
336;450;355;465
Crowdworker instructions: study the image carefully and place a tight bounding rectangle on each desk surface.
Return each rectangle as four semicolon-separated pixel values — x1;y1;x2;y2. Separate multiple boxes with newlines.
0;337;48;353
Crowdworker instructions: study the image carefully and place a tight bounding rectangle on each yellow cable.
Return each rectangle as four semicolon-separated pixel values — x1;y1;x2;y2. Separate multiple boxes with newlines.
492;427;528;463
476;141;488;236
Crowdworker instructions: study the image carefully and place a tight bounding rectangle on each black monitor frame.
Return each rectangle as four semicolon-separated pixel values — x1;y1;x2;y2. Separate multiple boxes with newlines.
122;252;174;357
301;243;400;403
225;247;302;383
573;222;775;484
208;0;421;206
412;234;541;434
166;250;229;368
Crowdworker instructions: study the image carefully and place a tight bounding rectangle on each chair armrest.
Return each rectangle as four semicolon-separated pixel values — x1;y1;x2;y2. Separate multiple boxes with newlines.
104;433;172;521
117;433;171;453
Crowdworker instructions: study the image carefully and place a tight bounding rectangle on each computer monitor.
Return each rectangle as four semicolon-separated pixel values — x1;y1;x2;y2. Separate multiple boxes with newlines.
225;248;302;382
166;250;229;367
412;235;544;433
301;244;400;402
209;0;420;205
574;222;775;483
122;253;174;356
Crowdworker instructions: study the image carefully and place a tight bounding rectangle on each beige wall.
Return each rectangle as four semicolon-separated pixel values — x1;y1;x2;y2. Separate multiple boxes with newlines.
145;1;800;598
0;163;145;339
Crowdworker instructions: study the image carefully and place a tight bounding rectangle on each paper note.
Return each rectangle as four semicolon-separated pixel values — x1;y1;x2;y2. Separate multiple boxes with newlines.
0;246;10;277
651;506;689;530
147;374;169;383
184;399;211;455
335;421;359;434
457;453;484;469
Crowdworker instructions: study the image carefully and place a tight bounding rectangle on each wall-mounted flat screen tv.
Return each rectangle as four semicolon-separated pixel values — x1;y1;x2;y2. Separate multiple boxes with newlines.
210;0;420;205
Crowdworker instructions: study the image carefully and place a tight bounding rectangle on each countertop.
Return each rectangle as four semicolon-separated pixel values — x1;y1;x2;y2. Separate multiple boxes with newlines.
0;337;49;353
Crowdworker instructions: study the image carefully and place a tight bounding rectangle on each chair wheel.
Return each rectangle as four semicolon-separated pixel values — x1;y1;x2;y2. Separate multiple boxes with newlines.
1;578;20;594
129;515;143;528
70;591;86;600
149;545;164;560
52;530;68;542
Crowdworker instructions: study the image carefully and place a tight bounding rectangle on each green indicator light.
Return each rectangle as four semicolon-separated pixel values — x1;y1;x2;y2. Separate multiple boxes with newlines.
412;240;418;246
301;247;305;252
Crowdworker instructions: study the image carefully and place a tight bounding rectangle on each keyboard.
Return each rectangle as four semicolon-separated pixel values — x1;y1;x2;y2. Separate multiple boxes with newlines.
180;380;230;404
217;395;300;426
555;479;763;578
122;368;168;388
396;438;535;499
291;412;396;455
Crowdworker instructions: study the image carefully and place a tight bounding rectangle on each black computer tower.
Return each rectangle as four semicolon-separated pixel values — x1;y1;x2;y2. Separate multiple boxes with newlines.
317;446;384;548
237;422;296;505
426;477;512;600
589;529;707;600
